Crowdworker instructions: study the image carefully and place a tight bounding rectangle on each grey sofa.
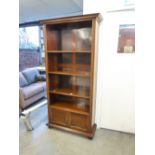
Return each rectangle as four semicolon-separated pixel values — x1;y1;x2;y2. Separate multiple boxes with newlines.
19;67;47;111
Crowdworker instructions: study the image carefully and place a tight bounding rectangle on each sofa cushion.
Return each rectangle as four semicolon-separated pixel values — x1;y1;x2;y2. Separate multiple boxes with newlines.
19;72;29;87
21;83;44;100
22;68;40;84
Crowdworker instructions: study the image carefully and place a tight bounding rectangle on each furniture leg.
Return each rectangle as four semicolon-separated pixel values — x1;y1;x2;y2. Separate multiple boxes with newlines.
21;112;33;131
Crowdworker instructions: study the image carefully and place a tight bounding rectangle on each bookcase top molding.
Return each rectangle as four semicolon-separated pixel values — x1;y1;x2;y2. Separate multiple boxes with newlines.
41;13;102;25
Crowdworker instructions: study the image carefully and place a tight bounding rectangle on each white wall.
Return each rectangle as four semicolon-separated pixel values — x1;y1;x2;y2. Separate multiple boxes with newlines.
84;0;135;133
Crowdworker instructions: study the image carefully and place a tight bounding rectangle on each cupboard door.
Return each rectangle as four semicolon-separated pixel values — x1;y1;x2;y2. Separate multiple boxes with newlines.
70;113;90;131
50;109;68;126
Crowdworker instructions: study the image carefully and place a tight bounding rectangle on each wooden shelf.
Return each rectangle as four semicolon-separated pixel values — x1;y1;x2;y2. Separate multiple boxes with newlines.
50;102;89;115
49;88;89;99
48;71;90;77
47;50;91;53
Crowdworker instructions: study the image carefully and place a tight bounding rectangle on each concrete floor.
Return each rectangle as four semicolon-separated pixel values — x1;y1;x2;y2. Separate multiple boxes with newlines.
19;105;135;155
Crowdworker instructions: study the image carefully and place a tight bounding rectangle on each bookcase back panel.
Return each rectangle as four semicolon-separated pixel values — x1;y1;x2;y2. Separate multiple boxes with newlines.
50;94;89;104
49;75;90;97
46;21;92;51
48;53;90;73
46;30;60;50
49;94;90;113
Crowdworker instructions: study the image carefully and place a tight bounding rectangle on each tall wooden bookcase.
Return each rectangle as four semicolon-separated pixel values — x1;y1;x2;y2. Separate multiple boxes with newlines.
42;13;101;138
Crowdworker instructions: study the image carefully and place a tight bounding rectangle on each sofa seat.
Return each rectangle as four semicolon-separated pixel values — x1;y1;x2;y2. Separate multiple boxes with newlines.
21;82;46;100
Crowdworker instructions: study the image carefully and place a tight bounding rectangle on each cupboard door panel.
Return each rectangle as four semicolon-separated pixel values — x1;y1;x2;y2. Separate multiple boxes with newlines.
50;109;68;126
70;113;89;131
